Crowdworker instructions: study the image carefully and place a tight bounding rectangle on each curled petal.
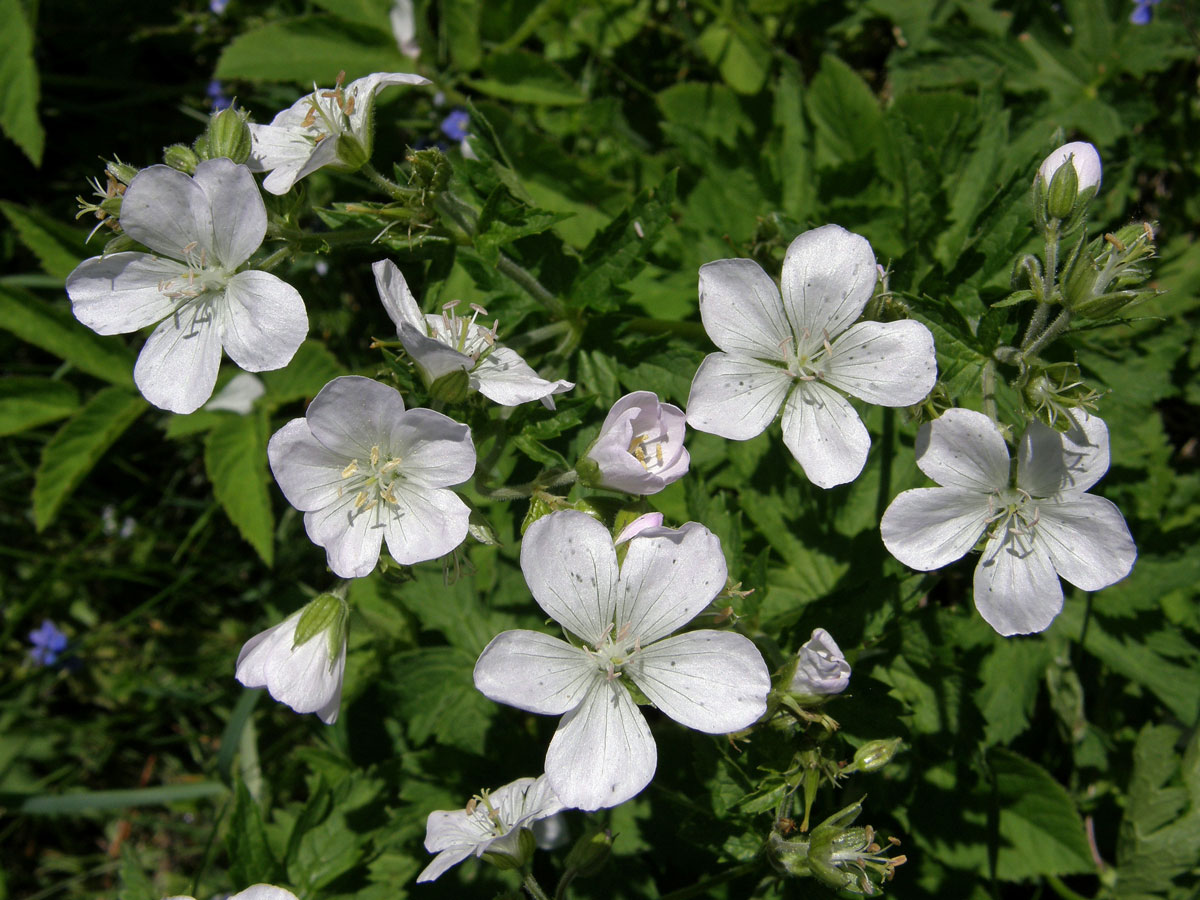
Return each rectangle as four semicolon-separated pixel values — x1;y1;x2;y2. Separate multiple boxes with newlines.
881;487;991;571
474;630;597;715
685;352;791;440
915;408;1010;491
780;381;870;488
472;345;574;406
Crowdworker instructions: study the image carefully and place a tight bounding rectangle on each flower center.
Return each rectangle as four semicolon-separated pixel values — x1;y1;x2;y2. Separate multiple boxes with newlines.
628;431;668;472
588;622;642;681
339;443;405;514
986;488;1040;545
779;330;832;381
436;300;499;366
300;72;354;143
157;242;230;308
465;791;508;837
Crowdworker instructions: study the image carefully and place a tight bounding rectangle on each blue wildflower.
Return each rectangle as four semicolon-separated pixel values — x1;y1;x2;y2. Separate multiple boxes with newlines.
29;620;68;666
207;79;231;112
1130;0;1160;23
210;0;229;13
440;109;470;142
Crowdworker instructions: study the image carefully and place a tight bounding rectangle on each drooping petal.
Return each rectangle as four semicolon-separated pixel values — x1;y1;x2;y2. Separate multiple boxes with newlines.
616;522;727;644
381;482;470;565
303;495;385;579
1036;495;1136;591
631;630;769;733
973;527;1063;636
234;614;295;689
133;299;224;413
263;631;342;716
915;407;1010;491
472;345;574;407
267;418;347;511
521;510;619;646
305;375;406;459
880;487;991;571
685;352;791;440
191;158;267;268
416;844;477;883
545;679;656;811
386;408;475;488
1018;411;1111;497
779;224;877;349
372;259;427;332
398;320;473;382
780;381;870;488
344;72;432;136
473;630;598;715
67;253;185;335
219;270;308;372
696;258;791;358
119;165;212;260
825;319;937;405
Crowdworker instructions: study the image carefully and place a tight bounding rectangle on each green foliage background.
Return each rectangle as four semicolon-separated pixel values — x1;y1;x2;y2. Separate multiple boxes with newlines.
1;1;1198;899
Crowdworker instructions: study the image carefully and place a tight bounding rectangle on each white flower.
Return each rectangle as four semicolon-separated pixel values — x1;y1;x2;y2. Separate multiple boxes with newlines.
685;224;937;488
418;775;565;882
267;375;476;578
168;885;297;900
789;628;850;696
1038;141;1102;192
235;594;348;724
372;259;573;407
205;372;265;414
583;391;689;495
473;510;770;810
391;0;421;57
66;160;308;414
880;408;1136;636
248;72;431;195
613;511;664;545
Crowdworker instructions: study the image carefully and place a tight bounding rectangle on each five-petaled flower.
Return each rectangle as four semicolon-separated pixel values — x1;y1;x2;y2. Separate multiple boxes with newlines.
248;71;431;195
880;408;1136;635
418;775;565;882
28;620;68;667
685;224;937;488
473;510;770;810
373;259;573;407
267;375;476;578
66;159;308;414
789;628;851;697
582;391;689;495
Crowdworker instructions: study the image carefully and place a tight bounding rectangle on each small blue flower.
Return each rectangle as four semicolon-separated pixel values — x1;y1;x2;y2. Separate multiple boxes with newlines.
1130;0;1160;24
210;0;229;14
207;79;231;111
440;109;470;142
29;620;68;666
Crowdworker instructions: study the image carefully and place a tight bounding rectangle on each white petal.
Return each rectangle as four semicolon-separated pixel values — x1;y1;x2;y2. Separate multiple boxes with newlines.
345;72;431;136
779;224;877;346
474;630;597;715
416;845;476;883
67;253;183;334
265;632;343;716
133;299;223;413
219;271;308;372
268;418;346;511
614;512;665;545
235;615;295;689
545;680;656;811
780;381;870;488
1036;495;1136;591
398;320;473;382
616;522;727;644
825;319;937;405
192;159;266;267
386;407;475;487
1018;411;1110;497
915;407;1010;491
206;372;265;414
1038;141;1101;191
696;258;791;357
382;482;470;565
790;628;851;695
305;376;405;459
229;886;299;900
973;528;1063;636
248;123;320;194
473;344;574;406
303;495;385;578
685;352;791;440
504;774;566;823
880;487;991;571
423;809;490;854
521;510;619;646
372;259;426;332
120;165;213;260
631;631;769;732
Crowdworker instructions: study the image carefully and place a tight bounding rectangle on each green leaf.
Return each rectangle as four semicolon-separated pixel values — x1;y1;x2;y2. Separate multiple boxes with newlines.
215;16;413;83
17;781;227;814
696;23;770;95
310;0;391;31
0;286;135;386
389;647;496;754
116;846;156;900
262;340;347;406
0;378;79;436
0;202;88;280
657;82;748;150
205;410;274;566
226;780;279;887
987;748;1096;880
806;54;883;167
0;0;43;165
473;184;571;265
32;387;147;530
467;51;585;105
976;637;1053;745
442;0;482;70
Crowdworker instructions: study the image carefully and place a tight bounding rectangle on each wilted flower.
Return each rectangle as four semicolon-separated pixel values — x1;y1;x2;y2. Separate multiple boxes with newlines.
373;259;573;407
267;376;476;578
248;71;431;195
29;620;68;666
418;775;565;882
581;392;689;495
473;510;770;810
789;628;850;696
66;160;308;414
880;408;1136;635
235;593;348;724
686;224;937;488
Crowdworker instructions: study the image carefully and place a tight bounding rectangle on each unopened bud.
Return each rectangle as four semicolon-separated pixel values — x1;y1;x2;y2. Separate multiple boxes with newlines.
163;144;199;174
1036;141;1101;223
845;738;903;774
1045;157;1079;220
204;105;253;164
408;147;451;195
104;158;139;185
564;827;613;877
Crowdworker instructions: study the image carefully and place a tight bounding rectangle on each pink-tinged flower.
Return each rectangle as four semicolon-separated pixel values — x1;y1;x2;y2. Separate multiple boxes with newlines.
881;408;1136;635
685;224;937;488
789;628;850;696
582;392;689;495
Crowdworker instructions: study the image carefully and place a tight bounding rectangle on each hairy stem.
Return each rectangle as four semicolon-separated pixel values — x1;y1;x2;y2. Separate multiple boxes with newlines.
523;871;553;900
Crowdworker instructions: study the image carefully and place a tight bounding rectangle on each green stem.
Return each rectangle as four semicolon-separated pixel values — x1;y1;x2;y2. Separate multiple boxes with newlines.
360;161;418;202
504;320;571;351
271;226;391;252
553;870;577;900
523;871;553;900
981;360;999;424
1022;309;1073;360
255;245;292;272
1045;875;1093;900
1022;302;1053;351
476;469;578;500
658;861;760;900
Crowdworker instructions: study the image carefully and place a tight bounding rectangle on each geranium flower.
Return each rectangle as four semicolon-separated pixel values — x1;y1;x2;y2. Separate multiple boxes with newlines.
66;160;308;414
168;885;296;900
789;628;850;697
685;224;937;488
1038;141;1102;193
248;71;431;195
581;391;689;495
235;593;348;724
418;775;565;882
473;510;770;810
372;259;573;407
880;408;1136;635
267;376;475;578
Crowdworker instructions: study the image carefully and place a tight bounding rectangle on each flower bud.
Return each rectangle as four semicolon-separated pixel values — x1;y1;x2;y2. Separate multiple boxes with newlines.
786;628;850;701
563;827;613;877
163;144;199;174
1036;141;1101;221
845;738;903;774
580;391;690;495
1061;222;1157;319
203;104;253;165
104;158;139;185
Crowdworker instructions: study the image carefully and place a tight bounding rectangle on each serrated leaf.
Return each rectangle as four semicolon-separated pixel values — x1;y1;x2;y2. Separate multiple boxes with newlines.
696;23;770;95
33;388;146;530
807;54;883;167
468;51;584;106
976;637;1052;745
389;647;495;754
205;411;274;566
226;780;279;887
0;202;88;280
0;0;43;165
0;378;79;436
0;286;134;386
215;16;412;83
